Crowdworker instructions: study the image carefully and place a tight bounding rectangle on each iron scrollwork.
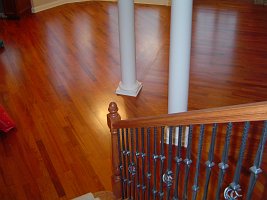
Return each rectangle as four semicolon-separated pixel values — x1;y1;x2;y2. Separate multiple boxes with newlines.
128;163;136;176
224;185;242;199
162;170;173;187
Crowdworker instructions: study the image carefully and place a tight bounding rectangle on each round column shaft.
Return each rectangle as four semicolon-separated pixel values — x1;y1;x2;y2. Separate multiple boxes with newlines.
116;0;142;97
168;0;193;114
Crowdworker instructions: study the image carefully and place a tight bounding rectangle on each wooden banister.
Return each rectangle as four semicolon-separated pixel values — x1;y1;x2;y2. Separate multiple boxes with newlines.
108;101;267;199
107;102;122;199
112;101;267;129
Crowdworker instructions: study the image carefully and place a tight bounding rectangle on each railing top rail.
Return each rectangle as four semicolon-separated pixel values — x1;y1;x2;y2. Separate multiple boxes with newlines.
112;101;267;129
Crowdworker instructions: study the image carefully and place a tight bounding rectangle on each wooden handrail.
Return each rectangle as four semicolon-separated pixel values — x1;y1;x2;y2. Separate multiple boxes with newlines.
107;101;267;199
112;101;267;129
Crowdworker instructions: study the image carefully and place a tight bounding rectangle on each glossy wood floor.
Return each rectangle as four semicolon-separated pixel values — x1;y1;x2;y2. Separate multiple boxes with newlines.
0;0;267;199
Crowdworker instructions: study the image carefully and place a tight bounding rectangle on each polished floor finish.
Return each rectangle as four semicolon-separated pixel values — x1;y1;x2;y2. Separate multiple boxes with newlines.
0;0;267;199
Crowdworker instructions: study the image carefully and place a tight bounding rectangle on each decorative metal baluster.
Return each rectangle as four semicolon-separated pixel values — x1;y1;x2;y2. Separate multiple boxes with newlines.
147;128;152;200
121;128;128;197
159;126;166;200
215;122;233;200
129;128;136;200
202;123;218;200
125;128;132;198
224;122;250;200
173;126;183;200
163;126;174;200
135;128;141;200
118;129;124;199
182;125;193;200
192;124;205;200
246;121;267;200
152;127;158;200
141;127;146;199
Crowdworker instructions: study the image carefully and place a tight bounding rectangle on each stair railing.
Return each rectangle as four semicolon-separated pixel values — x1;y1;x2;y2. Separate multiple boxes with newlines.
107;101;267;200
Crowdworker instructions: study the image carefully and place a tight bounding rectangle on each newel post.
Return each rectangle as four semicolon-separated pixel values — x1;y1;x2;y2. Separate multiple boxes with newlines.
107;102;122;198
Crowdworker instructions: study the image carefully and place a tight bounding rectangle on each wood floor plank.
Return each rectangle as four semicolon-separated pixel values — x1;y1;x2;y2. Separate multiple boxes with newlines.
36;140;66;198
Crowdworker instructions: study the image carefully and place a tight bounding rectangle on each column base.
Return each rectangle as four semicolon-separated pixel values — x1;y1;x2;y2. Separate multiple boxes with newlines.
116;81;142;97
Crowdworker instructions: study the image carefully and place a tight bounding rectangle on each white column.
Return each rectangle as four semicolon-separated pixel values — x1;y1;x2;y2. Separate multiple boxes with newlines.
116;0;142;97
168;0;193;114
167;0;193;147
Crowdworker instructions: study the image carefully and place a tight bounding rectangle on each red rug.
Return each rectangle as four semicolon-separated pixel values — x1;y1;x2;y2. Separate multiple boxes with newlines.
0;105;15;133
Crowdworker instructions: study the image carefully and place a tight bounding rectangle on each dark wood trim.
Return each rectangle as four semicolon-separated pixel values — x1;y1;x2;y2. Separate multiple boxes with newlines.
107;102;122;199
2;0;31;19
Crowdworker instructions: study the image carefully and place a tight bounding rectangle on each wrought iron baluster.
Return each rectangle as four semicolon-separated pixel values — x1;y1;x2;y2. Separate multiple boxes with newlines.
141;127;146;199
202;123;218;200
152;127;158;200
215;122;233;200
121;128;128;197
224;122;250;200
182;125;194;200
173;126;183;200
135;128;141;200
147;127;151;200
118;129;124;199
126;128;132;198
192;124;205;200
159;126;166;200
129;128;136;200
246;121;267;200
163;126;174;200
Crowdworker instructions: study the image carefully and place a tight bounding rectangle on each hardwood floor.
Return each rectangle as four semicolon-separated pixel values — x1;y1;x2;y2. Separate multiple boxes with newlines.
0;0;267;199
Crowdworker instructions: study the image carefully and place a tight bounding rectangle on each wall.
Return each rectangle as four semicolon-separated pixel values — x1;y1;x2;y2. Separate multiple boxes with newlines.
31;0;171;13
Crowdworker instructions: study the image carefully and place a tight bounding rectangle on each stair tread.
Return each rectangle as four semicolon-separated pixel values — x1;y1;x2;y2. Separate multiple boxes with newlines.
72;193;100;200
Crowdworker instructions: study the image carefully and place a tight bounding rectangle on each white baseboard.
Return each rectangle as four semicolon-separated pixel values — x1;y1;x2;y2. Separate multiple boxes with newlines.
135;0;170;6
32;0;170;13
32;0;92;13
32;0;63;13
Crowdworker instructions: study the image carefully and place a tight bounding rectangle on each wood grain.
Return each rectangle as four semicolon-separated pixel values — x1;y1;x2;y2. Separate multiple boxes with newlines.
113;101;267;128
36;140;66;198
0;0;267;199
107;102;122;198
